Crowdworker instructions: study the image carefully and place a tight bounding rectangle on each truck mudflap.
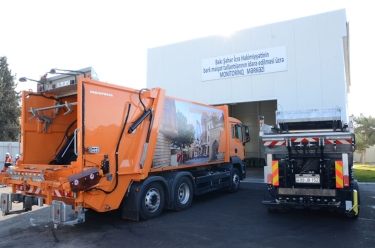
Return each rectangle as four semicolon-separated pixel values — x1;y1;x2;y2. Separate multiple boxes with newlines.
345;189;359;217
1;192;44;216
50;200;85;229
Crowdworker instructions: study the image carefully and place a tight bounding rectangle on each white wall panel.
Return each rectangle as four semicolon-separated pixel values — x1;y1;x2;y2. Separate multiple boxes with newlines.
271;20;297;111
231;29;252;53
147;48;162;88
147;9;349;120
294;16;322;110
231;76;252;103
249;25;273;50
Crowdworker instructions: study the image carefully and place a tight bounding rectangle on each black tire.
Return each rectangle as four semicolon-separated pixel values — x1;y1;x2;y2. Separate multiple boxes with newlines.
140;182;164;220
174;177;193;211
229;168;240;193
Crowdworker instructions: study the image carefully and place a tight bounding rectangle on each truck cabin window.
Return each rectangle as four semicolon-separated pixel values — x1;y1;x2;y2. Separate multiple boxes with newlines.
232;124;243;142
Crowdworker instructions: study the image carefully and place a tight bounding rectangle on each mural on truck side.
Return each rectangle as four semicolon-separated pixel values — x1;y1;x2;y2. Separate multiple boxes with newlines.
152;98;225;168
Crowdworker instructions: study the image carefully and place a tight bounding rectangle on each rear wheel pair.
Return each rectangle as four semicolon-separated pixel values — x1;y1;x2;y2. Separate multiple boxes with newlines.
139;177;194;219
140;182;164;220
174;177;193;211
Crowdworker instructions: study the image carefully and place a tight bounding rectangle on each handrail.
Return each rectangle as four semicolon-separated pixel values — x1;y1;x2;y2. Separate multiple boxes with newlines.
29;101;77;118
74;128;80;156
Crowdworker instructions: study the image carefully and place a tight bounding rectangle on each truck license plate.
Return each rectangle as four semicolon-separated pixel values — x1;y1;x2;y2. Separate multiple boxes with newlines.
295;174;320;184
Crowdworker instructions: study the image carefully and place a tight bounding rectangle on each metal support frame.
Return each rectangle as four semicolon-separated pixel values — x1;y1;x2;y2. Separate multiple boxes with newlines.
50;200;85;229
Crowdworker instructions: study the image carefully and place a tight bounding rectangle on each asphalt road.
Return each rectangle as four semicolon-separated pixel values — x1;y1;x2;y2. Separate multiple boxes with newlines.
0;181;374;248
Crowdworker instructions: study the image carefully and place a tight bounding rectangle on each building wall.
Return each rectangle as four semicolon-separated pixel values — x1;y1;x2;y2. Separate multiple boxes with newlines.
354;146;375;163
228;100;276;159
147;9;349;122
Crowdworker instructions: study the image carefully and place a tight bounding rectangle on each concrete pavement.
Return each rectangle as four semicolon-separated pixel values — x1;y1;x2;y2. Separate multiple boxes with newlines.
244;166;265;183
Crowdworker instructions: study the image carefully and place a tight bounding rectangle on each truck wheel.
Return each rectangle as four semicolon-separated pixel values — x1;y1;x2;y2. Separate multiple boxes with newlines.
140;182;164;220
174;177;193;211
229;168;240;193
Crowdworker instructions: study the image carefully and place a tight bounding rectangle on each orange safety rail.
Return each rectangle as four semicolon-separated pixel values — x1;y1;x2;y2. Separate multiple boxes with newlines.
335;161;343;188
272;160;279;186
52;189;75;198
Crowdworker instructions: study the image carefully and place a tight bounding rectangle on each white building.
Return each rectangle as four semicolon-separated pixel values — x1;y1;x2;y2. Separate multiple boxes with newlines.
147;9;350;159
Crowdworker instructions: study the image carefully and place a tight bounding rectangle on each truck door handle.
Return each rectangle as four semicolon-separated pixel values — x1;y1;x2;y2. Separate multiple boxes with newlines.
235;148;237;153
74;128;79;156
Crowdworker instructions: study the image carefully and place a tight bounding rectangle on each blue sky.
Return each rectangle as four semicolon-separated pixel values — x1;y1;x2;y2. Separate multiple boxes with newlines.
1;0;373;117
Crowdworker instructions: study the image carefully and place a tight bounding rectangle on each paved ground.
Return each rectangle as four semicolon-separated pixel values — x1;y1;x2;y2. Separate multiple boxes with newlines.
0;167;374;248
245;166;265;182
0;182;374;248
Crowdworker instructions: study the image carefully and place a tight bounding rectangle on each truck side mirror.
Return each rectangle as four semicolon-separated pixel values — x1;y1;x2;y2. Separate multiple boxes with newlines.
244;126;250;143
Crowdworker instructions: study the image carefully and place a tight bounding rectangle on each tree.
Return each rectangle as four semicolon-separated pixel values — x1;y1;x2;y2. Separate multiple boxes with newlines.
354;114;375;164
0;56;21;141
171;111;195;152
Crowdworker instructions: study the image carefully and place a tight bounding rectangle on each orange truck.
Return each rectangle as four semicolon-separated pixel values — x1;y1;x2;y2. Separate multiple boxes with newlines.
0;67;250;227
